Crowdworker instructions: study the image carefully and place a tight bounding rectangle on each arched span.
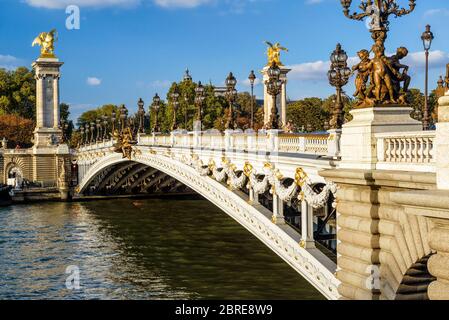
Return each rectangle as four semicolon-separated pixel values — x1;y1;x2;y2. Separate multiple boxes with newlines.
77;152;340;300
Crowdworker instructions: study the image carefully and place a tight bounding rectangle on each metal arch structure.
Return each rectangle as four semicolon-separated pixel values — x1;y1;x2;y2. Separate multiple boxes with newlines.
76;150;340;300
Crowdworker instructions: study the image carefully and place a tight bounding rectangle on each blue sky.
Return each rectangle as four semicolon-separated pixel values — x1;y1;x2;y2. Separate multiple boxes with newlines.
1;0;449;121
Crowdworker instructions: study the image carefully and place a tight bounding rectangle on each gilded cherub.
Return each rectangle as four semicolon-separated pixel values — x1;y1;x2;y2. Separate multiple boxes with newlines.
371;44;396;103
32;29;58;58
265;41;288;66
352;49;372;103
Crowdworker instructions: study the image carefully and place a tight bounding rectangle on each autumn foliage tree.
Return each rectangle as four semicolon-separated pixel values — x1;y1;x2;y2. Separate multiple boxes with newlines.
0;114;34;148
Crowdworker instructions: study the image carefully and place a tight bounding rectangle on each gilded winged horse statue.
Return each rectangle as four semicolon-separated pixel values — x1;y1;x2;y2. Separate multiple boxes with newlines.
32;29;58;58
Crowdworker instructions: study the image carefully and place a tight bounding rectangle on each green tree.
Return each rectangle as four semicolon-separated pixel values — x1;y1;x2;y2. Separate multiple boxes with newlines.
0;67;36;119
287;97;328;132
77;104;119;127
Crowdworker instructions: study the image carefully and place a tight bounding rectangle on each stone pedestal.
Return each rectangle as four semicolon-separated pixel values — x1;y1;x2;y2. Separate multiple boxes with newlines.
267;129;283;152
32;57;64;148
340;106;421;170
327;129;341;159
262;65;291;128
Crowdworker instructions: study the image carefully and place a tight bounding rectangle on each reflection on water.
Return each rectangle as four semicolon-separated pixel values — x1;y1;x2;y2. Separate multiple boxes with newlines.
0;199;323;300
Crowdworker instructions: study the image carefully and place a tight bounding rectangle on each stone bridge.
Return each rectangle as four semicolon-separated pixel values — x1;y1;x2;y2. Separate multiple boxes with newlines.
74;99;449;301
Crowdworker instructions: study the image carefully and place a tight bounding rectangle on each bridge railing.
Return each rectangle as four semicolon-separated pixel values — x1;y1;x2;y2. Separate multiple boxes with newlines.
78;139;114;152
376;131;435;171
138;131;332;157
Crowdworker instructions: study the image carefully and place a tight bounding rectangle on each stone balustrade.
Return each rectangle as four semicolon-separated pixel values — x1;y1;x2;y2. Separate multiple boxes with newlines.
137;131;332;156
376;131;435;171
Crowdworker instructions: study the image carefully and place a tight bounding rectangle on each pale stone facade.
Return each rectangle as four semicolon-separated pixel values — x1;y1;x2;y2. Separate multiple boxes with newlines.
1;56;70;198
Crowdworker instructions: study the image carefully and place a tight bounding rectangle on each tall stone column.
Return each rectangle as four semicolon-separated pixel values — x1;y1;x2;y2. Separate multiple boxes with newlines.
32;57;64;148
262;66;291;128
53;75;60;129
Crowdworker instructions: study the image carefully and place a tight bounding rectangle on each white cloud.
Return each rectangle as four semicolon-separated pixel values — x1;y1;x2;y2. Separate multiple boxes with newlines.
0;54;23;70
87;77;102;86
404;50;449;69
287;60;331;81
24;0;141;9
424;8;449;17
305;0;324;5
153;0;211;9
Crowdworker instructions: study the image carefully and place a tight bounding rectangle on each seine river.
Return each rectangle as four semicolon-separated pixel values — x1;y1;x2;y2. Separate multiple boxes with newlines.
0;198;322;300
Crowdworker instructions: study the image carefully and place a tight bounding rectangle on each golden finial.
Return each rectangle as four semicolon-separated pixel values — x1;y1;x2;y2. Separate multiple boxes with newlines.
264;41;288;66
32;29;58;58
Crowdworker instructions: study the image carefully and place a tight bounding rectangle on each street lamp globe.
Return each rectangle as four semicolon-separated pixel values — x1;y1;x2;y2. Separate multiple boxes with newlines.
195;81;205;97
226;72;237;89
248;70;256;86
153;93;161;108
421;25;434;51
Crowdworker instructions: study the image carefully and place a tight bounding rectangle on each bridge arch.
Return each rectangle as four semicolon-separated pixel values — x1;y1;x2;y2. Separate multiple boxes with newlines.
77;151;340;300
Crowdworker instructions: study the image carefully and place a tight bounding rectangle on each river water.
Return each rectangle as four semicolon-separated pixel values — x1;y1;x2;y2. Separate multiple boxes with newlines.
0;198;322;300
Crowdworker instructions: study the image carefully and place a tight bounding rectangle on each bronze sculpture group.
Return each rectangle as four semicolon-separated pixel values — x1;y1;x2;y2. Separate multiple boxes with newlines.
352;46;410;108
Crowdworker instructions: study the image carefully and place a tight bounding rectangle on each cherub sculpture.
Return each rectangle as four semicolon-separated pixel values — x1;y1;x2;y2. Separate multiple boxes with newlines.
264;41;288;66
32;29;58;58
352;49;372;105
112;128;137;160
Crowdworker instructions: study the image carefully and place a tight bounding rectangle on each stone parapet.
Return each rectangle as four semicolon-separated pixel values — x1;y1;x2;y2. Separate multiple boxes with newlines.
320;168;436;300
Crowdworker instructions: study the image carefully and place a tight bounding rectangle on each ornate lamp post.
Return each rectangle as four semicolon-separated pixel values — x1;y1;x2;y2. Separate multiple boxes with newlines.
183;93;190;131
421;24;434;130
248;70;257;129
90;122;95;143
194;81;206;130
80;126;85;145
84;123;90;145
152;93;161;133
137;98;146;133
264;62;283;130
119;104;128;133
170;85;180;131
95;119;102;142
340;1;416;107
340;1;416;44
225;72;238;130
102;115;109;140
110;111;116;134
328;43;351;130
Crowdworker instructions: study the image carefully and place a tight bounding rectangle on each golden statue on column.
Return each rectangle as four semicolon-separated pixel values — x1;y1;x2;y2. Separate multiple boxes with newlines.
264;41;288;66
32;29;58;58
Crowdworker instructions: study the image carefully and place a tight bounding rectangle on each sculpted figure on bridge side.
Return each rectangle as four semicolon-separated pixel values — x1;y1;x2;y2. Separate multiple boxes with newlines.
32;29;57;58
264;41;288;66
112;128;137;160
